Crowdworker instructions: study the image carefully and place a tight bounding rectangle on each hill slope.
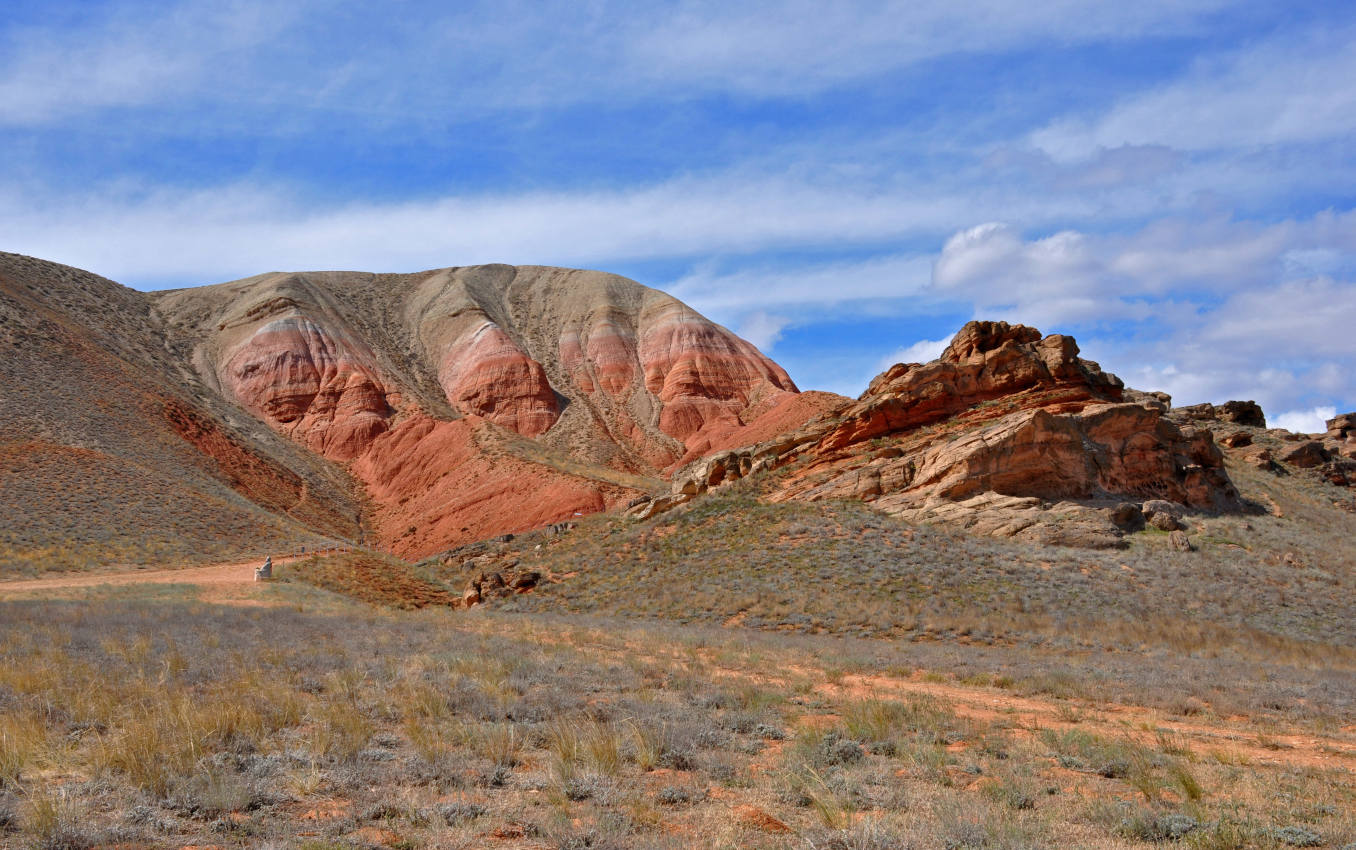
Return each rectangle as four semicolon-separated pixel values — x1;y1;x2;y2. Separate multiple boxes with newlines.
0;253;362;572
1;254;835;571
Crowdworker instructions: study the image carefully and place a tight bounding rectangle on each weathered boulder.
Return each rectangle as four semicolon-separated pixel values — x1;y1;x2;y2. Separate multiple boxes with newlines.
1148;512;1182;532
1124;389;1171;411
1280;441;1331;469
1141;500;1185;520
1328;412;1355;440
1220;431;1252;448
1174;403;1218;422
1218;400;1266;428
1111;502;1145;532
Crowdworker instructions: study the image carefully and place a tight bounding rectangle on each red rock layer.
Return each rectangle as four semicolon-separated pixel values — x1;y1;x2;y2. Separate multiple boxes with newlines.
559;313;640;398
823;320;1121;452
672;321;1241;545
162;399;353;535
221;316;393;461
671;390;848;470
438;320;560;438
638;303;798;445
215;307;642;556
351;415;637;558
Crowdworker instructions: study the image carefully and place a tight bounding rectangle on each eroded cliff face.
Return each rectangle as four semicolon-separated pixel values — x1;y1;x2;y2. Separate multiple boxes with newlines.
222;315;394;461
662;321;1241;548
154;264;818;556
436;319;560;438
637;301;797;445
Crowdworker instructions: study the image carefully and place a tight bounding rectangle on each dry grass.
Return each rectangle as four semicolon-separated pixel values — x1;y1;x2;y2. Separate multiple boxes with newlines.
0;588;1352;849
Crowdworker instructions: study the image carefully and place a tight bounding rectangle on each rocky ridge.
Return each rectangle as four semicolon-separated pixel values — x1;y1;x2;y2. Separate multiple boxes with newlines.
638;321;1247;549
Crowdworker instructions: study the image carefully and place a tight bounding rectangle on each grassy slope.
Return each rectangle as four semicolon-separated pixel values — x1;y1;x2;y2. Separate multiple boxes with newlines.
445;462;1356;663
0;253;363;575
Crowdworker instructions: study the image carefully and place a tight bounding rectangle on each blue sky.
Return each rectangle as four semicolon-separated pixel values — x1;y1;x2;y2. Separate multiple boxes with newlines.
2;0;1354;431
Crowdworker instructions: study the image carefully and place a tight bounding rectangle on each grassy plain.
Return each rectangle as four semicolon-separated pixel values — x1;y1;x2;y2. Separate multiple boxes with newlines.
2;451;1354;848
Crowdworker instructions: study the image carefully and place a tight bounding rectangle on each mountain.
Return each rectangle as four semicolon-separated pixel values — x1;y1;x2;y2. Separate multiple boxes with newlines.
0;253;838;571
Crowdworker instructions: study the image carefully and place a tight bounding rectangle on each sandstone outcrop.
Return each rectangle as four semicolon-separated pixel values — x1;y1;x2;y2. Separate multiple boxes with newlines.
1328;412;1355;444
663;321;1242;547
1172;400;1266;428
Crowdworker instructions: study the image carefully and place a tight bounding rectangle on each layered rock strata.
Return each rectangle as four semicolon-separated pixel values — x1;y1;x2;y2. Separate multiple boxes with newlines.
153;264;816;556
653;321;1242;548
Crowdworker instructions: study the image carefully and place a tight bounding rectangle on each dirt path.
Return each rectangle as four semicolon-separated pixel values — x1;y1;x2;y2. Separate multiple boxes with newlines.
0;556;304;603
821;672;1356;772
591;637;1356;776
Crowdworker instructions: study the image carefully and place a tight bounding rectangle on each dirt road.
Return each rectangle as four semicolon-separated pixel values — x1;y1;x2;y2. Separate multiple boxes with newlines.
0;557;302;602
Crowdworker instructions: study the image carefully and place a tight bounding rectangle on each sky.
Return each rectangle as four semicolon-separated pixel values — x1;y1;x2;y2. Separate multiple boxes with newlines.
2;0;1354;432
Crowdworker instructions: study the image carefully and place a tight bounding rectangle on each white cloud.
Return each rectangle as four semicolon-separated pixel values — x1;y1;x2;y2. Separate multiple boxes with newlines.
1273;406;1337;436
927;215;1356;419
626;0;1232;98
930;213;1356;328
0;179;957;286
735;312;792;352
669;254;933;317
0;0;1236;127
1032;27;1356;157
0;0;295;125
877;338;949;371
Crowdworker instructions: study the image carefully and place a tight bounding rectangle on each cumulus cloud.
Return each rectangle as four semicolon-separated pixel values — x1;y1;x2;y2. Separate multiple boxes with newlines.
877;338;950;371
1273;406;1337;436
926;215;1356;419
930;213;1356;328
735;312;792;352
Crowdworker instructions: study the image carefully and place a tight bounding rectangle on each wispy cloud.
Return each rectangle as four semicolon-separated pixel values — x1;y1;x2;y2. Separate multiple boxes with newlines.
0;0;1237;128
1032;26;1356;157
0;0;295;125
0;178;959;285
